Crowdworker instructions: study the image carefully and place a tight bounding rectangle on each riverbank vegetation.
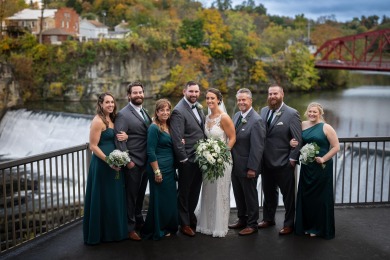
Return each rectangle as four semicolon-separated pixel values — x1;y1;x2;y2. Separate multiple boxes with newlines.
1;0;389;102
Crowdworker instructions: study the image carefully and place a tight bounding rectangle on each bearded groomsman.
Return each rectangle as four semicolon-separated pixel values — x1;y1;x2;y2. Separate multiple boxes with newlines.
259;84;302;235
229;88;266;236
115;81;151;241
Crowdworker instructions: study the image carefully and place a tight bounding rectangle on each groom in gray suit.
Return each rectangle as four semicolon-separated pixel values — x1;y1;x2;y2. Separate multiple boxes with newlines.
170;81;205;237
229;88;266;236
115;81;151;241
259;84;302;235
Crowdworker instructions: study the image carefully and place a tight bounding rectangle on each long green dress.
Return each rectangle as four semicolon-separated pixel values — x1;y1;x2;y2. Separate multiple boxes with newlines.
83;128;128;245
295;122;335;239
141;124;178;240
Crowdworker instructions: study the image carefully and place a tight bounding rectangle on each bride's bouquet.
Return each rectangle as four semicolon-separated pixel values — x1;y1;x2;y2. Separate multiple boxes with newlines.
299;142;325;169
195;138;231;182
106;149;131;179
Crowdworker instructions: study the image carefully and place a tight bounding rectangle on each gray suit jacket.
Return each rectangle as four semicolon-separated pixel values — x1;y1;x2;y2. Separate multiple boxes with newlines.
231;108;266;177
260;103;302;169
114;103;151;167
170;98;206;163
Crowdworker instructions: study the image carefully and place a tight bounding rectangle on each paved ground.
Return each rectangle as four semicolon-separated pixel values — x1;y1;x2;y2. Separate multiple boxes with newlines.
2;206;390;260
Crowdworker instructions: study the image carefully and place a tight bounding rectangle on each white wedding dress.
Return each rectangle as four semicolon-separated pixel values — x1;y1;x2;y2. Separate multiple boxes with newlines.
196;113;232;237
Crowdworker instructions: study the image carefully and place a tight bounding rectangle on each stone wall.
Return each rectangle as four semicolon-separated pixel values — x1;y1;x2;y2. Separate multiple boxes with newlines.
0;49;177;111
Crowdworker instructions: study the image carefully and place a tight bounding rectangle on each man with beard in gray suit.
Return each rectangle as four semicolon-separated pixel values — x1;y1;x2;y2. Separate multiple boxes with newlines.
170;81;205;237
228;88;266;236
115;81;151;241
259;84;302;235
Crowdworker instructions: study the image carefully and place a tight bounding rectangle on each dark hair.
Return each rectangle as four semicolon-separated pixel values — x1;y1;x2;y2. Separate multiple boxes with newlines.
96;92;117;128
185;81;199;89
153;99;172;131
127;81;144;95
206;88;223;105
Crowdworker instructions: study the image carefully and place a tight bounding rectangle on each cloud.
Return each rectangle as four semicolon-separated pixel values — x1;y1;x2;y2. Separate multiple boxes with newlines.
203;0;389;22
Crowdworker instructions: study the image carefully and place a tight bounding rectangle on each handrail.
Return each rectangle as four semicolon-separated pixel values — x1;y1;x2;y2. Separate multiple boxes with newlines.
1;137;389;253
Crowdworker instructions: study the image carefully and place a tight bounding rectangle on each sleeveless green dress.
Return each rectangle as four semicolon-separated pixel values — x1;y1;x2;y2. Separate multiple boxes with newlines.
141;124;178;240
83;128;128;245
295;122;335;239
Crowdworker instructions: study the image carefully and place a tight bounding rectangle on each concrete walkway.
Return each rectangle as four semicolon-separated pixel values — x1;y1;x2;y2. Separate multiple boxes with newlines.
2;206;390;260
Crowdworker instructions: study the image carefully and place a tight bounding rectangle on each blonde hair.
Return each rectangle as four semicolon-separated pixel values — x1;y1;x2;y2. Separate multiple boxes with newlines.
304;102;325;121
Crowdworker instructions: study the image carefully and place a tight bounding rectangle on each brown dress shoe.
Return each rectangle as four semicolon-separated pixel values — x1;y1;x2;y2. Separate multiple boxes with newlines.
258;221;276;229
279;227;293;235
238;227;257;236
228;221;246;229
180;225;195;237
128;231;141;241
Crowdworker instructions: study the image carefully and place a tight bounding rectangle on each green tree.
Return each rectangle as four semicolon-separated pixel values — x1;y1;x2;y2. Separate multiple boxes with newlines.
178;18;204;48
284;43;319;90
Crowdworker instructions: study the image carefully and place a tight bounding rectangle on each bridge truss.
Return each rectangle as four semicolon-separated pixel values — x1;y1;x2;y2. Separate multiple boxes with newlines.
314;29;390;71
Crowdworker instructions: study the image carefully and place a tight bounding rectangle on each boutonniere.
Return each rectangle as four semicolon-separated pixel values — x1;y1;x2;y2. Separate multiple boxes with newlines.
275;111;282;117
241;118;247;124
195;103;203;110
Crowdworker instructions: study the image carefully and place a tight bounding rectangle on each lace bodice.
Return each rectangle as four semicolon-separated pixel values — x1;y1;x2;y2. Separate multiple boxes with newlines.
205;114;227;143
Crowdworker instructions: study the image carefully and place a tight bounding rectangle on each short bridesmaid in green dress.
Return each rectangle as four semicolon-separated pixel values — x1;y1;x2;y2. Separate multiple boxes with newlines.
291;102;340;239
142;99;178;240
83;93;129;245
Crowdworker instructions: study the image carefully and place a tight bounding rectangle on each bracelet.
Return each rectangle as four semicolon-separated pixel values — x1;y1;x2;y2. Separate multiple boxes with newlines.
154;169;161;175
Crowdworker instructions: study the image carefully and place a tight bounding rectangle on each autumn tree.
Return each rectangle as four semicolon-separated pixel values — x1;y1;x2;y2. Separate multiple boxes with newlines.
310;23;343;46
161;47;210;96
198;8;232;59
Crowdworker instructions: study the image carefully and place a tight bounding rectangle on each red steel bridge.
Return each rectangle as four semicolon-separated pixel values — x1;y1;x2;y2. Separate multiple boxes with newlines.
314;29;390;71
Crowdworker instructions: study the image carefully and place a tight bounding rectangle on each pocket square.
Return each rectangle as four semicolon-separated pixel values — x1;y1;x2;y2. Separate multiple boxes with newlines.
276;122;283;126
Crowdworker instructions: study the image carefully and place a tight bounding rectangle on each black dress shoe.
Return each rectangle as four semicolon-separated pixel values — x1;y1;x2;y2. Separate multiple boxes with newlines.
258;220;276;229
228;221;246;229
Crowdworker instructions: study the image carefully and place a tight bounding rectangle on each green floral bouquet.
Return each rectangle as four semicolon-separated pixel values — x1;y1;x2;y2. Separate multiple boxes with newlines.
195;138;231;182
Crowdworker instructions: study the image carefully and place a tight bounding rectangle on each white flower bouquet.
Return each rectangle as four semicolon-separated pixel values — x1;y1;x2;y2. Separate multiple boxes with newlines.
195;138;231;182
106;149;131;179
299;142;325;169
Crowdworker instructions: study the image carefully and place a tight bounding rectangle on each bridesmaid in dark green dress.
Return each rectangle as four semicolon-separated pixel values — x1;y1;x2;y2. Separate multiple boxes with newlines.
83;93;128;245
292;102;340;239
142;99;178;240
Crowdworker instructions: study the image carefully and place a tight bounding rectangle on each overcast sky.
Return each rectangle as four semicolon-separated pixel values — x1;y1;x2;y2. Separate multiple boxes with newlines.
202;0;389;22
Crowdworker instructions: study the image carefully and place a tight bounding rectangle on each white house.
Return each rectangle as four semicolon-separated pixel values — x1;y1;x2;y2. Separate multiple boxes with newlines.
79;19;108;41
6;8;57;35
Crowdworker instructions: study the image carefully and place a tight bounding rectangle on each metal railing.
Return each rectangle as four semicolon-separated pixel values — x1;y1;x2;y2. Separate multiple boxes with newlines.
0;144;91;253
1;137;389;253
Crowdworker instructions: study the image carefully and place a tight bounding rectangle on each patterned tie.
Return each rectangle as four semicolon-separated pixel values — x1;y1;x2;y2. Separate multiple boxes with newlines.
267;110;275;127
140;109;150;125
235;115;243;129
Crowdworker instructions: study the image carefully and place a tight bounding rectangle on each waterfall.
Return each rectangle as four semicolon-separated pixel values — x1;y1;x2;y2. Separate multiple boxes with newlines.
335;147;390;203
0;109;93;160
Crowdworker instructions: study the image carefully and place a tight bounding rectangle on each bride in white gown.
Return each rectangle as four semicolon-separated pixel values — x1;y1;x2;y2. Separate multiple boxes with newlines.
196;88;236;237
